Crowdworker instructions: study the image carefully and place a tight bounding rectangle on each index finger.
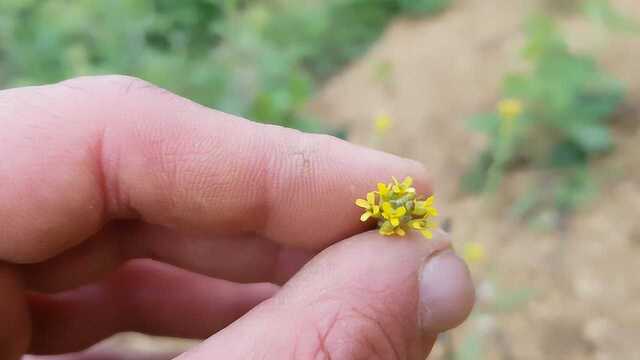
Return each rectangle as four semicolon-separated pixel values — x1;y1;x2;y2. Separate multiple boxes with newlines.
0;75;431;263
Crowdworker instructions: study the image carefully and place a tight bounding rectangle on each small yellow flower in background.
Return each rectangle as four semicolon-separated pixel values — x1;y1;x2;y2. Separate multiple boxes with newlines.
373;113;393;136
497;98;523;120
355;191;380;221
355;176;438;239
462;241;486;264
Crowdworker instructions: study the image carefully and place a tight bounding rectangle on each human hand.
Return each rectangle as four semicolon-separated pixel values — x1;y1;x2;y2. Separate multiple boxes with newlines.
1;76;474;359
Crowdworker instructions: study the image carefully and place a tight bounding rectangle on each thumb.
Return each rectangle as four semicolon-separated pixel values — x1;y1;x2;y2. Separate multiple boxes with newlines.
179;230;474;359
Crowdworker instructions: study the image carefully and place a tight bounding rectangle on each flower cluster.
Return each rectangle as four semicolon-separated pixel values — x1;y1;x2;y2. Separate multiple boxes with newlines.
355;177;438;238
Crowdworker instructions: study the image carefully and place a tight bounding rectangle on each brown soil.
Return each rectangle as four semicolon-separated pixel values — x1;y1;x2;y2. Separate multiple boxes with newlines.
309;0;640;359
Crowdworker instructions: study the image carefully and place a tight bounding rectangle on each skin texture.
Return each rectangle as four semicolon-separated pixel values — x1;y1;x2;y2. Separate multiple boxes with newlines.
0;76;474;359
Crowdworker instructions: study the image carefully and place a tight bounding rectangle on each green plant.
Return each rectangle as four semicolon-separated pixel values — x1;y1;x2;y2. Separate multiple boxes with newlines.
463;15;625;222
398;0;451;15
585;0;640;33
0;0;451;135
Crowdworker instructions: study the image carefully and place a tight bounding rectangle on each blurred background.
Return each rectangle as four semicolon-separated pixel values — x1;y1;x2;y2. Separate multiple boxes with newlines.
2;0;639;359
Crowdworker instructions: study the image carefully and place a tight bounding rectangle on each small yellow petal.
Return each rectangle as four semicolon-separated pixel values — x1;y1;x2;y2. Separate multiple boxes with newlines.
382;202;393;213
413;208;426;217
402;176;413;187
355;199;370;209
420;229;433;239
366;191;376;204
390;218;400;227
360;212;372;222
396;227;406;236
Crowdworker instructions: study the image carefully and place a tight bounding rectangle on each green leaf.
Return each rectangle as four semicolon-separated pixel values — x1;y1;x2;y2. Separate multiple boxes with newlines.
522;15;568;60
549;141;588;168
575;84;624;121
461;151;493;193
569;124;612;152
503;73;530;98
554;167;596;210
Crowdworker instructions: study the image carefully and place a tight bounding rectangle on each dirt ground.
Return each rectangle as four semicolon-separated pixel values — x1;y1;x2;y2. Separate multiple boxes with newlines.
309;0;640;359
103;0;640;359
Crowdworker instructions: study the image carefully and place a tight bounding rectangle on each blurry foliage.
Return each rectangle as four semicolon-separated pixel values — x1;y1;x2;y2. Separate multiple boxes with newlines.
0;0;449;133
397;0;451;17
463;14;626;223
584;0;640;33
453;277;536;360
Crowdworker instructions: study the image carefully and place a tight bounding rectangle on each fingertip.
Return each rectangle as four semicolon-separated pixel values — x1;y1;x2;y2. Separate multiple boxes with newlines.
418;250;475;333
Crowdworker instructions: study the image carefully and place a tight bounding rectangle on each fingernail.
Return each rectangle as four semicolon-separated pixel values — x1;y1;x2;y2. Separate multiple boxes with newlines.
418;242;475;333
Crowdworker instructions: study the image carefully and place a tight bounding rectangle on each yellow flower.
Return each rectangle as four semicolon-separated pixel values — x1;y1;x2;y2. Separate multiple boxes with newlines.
374;113;392;135
377;182;392;201
381;202;406;227
355;191;380;222
391;176;416;196
497;98;523;120
408;217;437;239
413;195;438;217
355;176;438;238
462;242;486;264
379;220;406;236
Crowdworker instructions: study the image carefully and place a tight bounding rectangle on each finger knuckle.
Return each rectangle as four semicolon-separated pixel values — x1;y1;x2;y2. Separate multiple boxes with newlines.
59;74;153;94
279;131;345;176
56;75;176;111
